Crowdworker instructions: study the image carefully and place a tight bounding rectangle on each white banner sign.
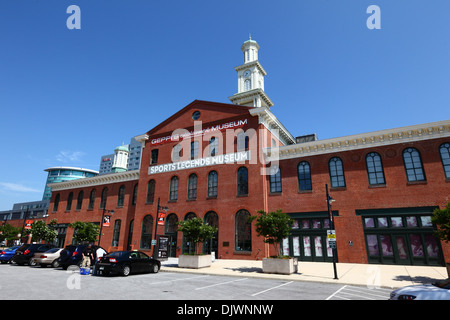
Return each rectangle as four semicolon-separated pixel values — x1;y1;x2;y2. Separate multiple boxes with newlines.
149;151;251;174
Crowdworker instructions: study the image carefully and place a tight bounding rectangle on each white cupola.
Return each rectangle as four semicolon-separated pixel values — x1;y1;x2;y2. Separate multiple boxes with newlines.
229;36;273;108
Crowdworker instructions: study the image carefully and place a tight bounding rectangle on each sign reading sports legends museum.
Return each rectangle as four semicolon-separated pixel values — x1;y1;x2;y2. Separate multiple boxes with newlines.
148;151;251;174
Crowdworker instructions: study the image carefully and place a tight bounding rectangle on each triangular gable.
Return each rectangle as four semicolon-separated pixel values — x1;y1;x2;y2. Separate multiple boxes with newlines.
147;100;253;137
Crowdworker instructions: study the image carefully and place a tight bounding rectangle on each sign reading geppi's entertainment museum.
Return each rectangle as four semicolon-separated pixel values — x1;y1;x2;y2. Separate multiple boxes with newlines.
149;151;251;174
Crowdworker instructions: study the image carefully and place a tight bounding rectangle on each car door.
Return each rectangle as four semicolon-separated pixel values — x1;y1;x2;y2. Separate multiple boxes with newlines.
138;251;151;273
129;252;142;273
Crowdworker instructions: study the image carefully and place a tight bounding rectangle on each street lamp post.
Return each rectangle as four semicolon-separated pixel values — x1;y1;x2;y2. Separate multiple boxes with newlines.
98;208;114;247
152;197;168;260
326;184;338;280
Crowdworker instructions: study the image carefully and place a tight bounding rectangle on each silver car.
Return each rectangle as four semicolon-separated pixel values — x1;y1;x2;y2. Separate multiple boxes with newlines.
390;278;450;300
32;248;63;268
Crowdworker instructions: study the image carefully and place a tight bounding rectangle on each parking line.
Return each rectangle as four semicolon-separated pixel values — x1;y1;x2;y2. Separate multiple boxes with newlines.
147;275;210;285
325;285;347;300
251;281;293;296
195;277;248;290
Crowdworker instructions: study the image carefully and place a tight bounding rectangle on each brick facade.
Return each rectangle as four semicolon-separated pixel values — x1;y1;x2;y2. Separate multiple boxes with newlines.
45;100;450;266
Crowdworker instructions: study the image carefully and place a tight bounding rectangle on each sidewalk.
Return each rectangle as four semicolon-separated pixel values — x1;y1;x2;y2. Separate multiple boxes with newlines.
161;258;449;289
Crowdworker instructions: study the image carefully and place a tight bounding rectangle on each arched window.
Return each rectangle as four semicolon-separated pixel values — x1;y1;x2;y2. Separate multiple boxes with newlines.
140;215;153;250
237;167;248;196
165;213;178;233
112;219;121;247
191;141;199;159
66;192;73;211
235;210;251;251
439;143;450;179
269;166;282;193
53;193;60;212
117;185;125;207
132;183;138;205
204;211;219;256
169;176;179;201
146;180;155;203
366;152;386;185
100;187;108;209
244;79;251;91
297;161;312;191
88;189;96;210
172;144;181;162
187;173;197;200
209;137;218;156
403;148;426;182
76;191;84;210
207;170;218;198
237;132;249;151
182;212;197;254
329;157;346;188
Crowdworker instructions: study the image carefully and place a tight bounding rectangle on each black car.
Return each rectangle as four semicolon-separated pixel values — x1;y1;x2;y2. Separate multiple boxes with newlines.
12;243;56;266
58;244;107;270
97;251;160;276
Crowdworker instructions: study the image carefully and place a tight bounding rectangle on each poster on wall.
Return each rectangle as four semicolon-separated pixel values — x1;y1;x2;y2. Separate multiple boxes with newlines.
103;215;110;227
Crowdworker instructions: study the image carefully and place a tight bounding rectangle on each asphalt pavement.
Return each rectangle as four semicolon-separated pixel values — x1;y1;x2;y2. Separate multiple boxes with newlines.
161;257;449;289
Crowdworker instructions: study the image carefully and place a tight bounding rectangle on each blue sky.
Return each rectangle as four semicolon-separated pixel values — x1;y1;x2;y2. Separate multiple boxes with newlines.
0;0;449;210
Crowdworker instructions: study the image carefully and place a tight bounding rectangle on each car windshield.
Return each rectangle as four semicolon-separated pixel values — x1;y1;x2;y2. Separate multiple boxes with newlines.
433;278;450;289
45;248;60;253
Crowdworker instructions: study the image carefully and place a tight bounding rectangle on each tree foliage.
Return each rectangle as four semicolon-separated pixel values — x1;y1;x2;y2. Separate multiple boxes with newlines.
432;202;450;243
177;218;217;255
0;224;22;244
30;219;58;243
69;221;100;244
249;209;293;258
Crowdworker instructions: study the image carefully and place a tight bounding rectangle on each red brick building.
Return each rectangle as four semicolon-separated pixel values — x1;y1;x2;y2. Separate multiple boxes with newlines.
45;38;450;266
46;99;450;266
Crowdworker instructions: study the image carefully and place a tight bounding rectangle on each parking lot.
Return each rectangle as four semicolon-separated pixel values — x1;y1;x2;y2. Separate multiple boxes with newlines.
0;263;391;300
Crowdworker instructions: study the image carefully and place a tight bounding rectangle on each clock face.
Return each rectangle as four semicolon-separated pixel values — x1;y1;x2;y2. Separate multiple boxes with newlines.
244;70;251;78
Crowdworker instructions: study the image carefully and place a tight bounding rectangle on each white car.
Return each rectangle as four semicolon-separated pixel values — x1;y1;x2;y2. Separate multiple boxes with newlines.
32;248;63;268
390;278;450;300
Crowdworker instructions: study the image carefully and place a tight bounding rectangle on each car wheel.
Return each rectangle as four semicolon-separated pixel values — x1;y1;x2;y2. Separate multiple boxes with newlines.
51;260;60;268
151;263;160;273
29;259;37;266
121;265;131;276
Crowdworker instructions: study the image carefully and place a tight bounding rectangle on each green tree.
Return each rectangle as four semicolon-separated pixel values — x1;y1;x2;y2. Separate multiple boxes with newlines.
249;209;293;258
69;221;100;244
30;219;57;243
0;223;22;245
431;202;450;243
177;218;217;254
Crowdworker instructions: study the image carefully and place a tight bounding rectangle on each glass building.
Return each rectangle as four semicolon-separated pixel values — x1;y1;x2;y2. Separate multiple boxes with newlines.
42;167;99;201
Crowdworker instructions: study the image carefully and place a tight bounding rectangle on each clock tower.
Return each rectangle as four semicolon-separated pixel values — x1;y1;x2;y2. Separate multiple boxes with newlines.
229;36;274;108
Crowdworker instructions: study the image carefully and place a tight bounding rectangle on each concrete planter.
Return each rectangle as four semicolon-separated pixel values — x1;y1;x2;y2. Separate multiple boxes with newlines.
178;254;212;269
262;258;297;275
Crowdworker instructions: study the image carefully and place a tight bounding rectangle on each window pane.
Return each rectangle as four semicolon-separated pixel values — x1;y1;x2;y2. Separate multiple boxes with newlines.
329;157;346;187
235;210;251;251
303;236;311;257
410;234;424;257
380;235;393;256
403;148;425;182
367;235;379;256
406;216;418;227
391;217;403;228
298;161;312;191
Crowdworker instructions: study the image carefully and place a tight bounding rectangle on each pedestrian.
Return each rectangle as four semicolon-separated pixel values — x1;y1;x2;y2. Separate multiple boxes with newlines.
81;244;94;269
